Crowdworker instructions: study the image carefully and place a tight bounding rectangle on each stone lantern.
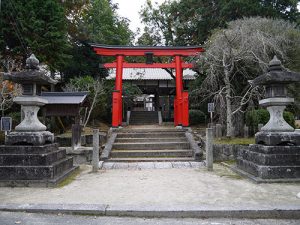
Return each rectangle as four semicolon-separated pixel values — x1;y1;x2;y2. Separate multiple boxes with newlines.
236;56;300;182
3;54;57;145
0;54;77;187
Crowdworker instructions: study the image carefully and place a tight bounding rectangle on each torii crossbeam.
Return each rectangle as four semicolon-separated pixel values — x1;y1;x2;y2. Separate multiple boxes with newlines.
90;44;204;127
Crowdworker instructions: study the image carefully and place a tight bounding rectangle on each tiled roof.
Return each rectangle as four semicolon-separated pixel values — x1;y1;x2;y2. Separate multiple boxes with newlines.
41;92;88;105
107;68;196;80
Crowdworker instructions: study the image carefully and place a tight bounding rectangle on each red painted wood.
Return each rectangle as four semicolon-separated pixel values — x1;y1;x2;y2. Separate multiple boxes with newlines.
112;91;121;127
103;62;194;69
175;55;183;126
182;91;189;126
113;55;124;127
93;46;204;56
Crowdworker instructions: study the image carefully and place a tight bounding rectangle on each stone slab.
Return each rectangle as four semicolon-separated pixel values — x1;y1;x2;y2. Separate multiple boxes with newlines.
237;158;300;179
0;165;79;187
0;157;74;180
255;132;300;146
0;149;66;166
0;203;106;215
231;164;300;184
248;144;300;154
0;203;299;219
0;143;58;154
240;149;300;166
5;131;54;146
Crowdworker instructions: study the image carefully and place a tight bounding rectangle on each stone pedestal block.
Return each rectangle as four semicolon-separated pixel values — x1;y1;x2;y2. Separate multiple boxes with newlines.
0;143;78;187
255;131;300;146
237;144;300;180
5;131;54;146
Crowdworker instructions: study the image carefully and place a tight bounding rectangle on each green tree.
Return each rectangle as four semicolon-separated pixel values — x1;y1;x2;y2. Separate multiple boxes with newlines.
139;0;300;45
62;0;133;80
0;0;70;72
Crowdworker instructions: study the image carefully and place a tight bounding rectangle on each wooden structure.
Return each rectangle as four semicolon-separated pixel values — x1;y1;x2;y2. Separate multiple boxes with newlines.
41;92;89;149
90;44;204;127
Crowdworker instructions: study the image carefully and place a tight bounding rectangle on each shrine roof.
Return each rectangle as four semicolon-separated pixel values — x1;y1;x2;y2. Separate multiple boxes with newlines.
41;92;88;105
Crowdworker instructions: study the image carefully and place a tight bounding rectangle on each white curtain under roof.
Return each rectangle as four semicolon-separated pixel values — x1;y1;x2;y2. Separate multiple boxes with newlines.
107;68;196;80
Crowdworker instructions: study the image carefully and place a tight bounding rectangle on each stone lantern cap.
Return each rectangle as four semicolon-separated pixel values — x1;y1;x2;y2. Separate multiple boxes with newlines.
2;54;58;85
250;56;300;86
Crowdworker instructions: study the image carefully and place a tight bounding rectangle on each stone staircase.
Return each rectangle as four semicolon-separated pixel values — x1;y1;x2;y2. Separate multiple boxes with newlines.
108;128;197;162
129;111;158;125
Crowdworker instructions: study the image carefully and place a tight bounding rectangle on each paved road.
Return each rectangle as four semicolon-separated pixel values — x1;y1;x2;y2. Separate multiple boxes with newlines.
0;212;299;225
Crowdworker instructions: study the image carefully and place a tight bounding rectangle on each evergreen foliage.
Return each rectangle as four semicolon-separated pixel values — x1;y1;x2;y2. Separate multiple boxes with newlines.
0;0;70;71
245;108;295;133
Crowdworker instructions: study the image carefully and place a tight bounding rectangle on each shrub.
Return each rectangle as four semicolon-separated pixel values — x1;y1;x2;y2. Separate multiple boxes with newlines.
7;112;21;129
189;110;206;125
245;109;295;133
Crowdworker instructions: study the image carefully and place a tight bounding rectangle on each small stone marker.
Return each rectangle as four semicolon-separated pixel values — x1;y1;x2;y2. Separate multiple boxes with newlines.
0;117;12;132
72;124;82;150
244;125;249;138
258;123;264;132
216;124;222;138
206;128;213;171
92;129;100;172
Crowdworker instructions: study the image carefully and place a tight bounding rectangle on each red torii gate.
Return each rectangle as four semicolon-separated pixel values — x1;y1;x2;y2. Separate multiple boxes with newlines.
90;44;204;127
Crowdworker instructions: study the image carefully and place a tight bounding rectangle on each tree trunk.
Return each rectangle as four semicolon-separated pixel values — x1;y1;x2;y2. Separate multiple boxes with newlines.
224;69;234;137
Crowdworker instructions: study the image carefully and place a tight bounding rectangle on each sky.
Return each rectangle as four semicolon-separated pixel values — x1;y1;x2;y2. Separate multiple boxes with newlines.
112;0;166;33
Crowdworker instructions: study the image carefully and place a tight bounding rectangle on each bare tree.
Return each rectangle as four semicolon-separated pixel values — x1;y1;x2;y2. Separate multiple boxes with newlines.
63;76;104;127
0;78;22;117
194;17;300;137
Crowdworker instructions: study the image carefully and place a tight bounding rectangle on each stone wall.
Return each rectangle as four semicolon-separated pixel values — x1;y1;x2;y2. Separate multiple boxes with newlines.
212;144;249;162
55;132;107;147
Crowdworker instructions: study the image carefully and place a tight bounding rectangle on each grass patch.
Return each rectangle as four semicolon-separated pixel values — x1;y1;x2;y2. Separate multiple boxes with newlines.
220;159;236;165
214;137;255;145
214;163;243;179
56;168;81;188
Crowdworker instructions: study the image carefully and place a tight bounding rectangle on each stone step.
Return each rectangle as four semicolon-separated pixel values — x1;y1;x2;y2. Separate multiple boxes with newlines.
113;142;190;150
111;149;193;158
108;157;195;162
130;111;157;114
130;122;158;125
130;118;158;121
0;149;66;166
117;133;186;138
0;157;74;180
115;138;187;143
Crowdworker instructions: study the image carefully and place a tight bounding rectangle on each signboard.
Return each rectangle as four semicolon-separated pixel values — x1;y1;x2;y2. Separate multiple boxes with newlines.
208;103;215;112
1;117;12;131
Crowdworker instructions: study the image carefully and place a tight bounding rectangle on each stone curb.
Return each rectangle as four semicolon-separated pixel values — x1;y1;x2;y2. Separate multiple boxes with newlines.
0;204;299;219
